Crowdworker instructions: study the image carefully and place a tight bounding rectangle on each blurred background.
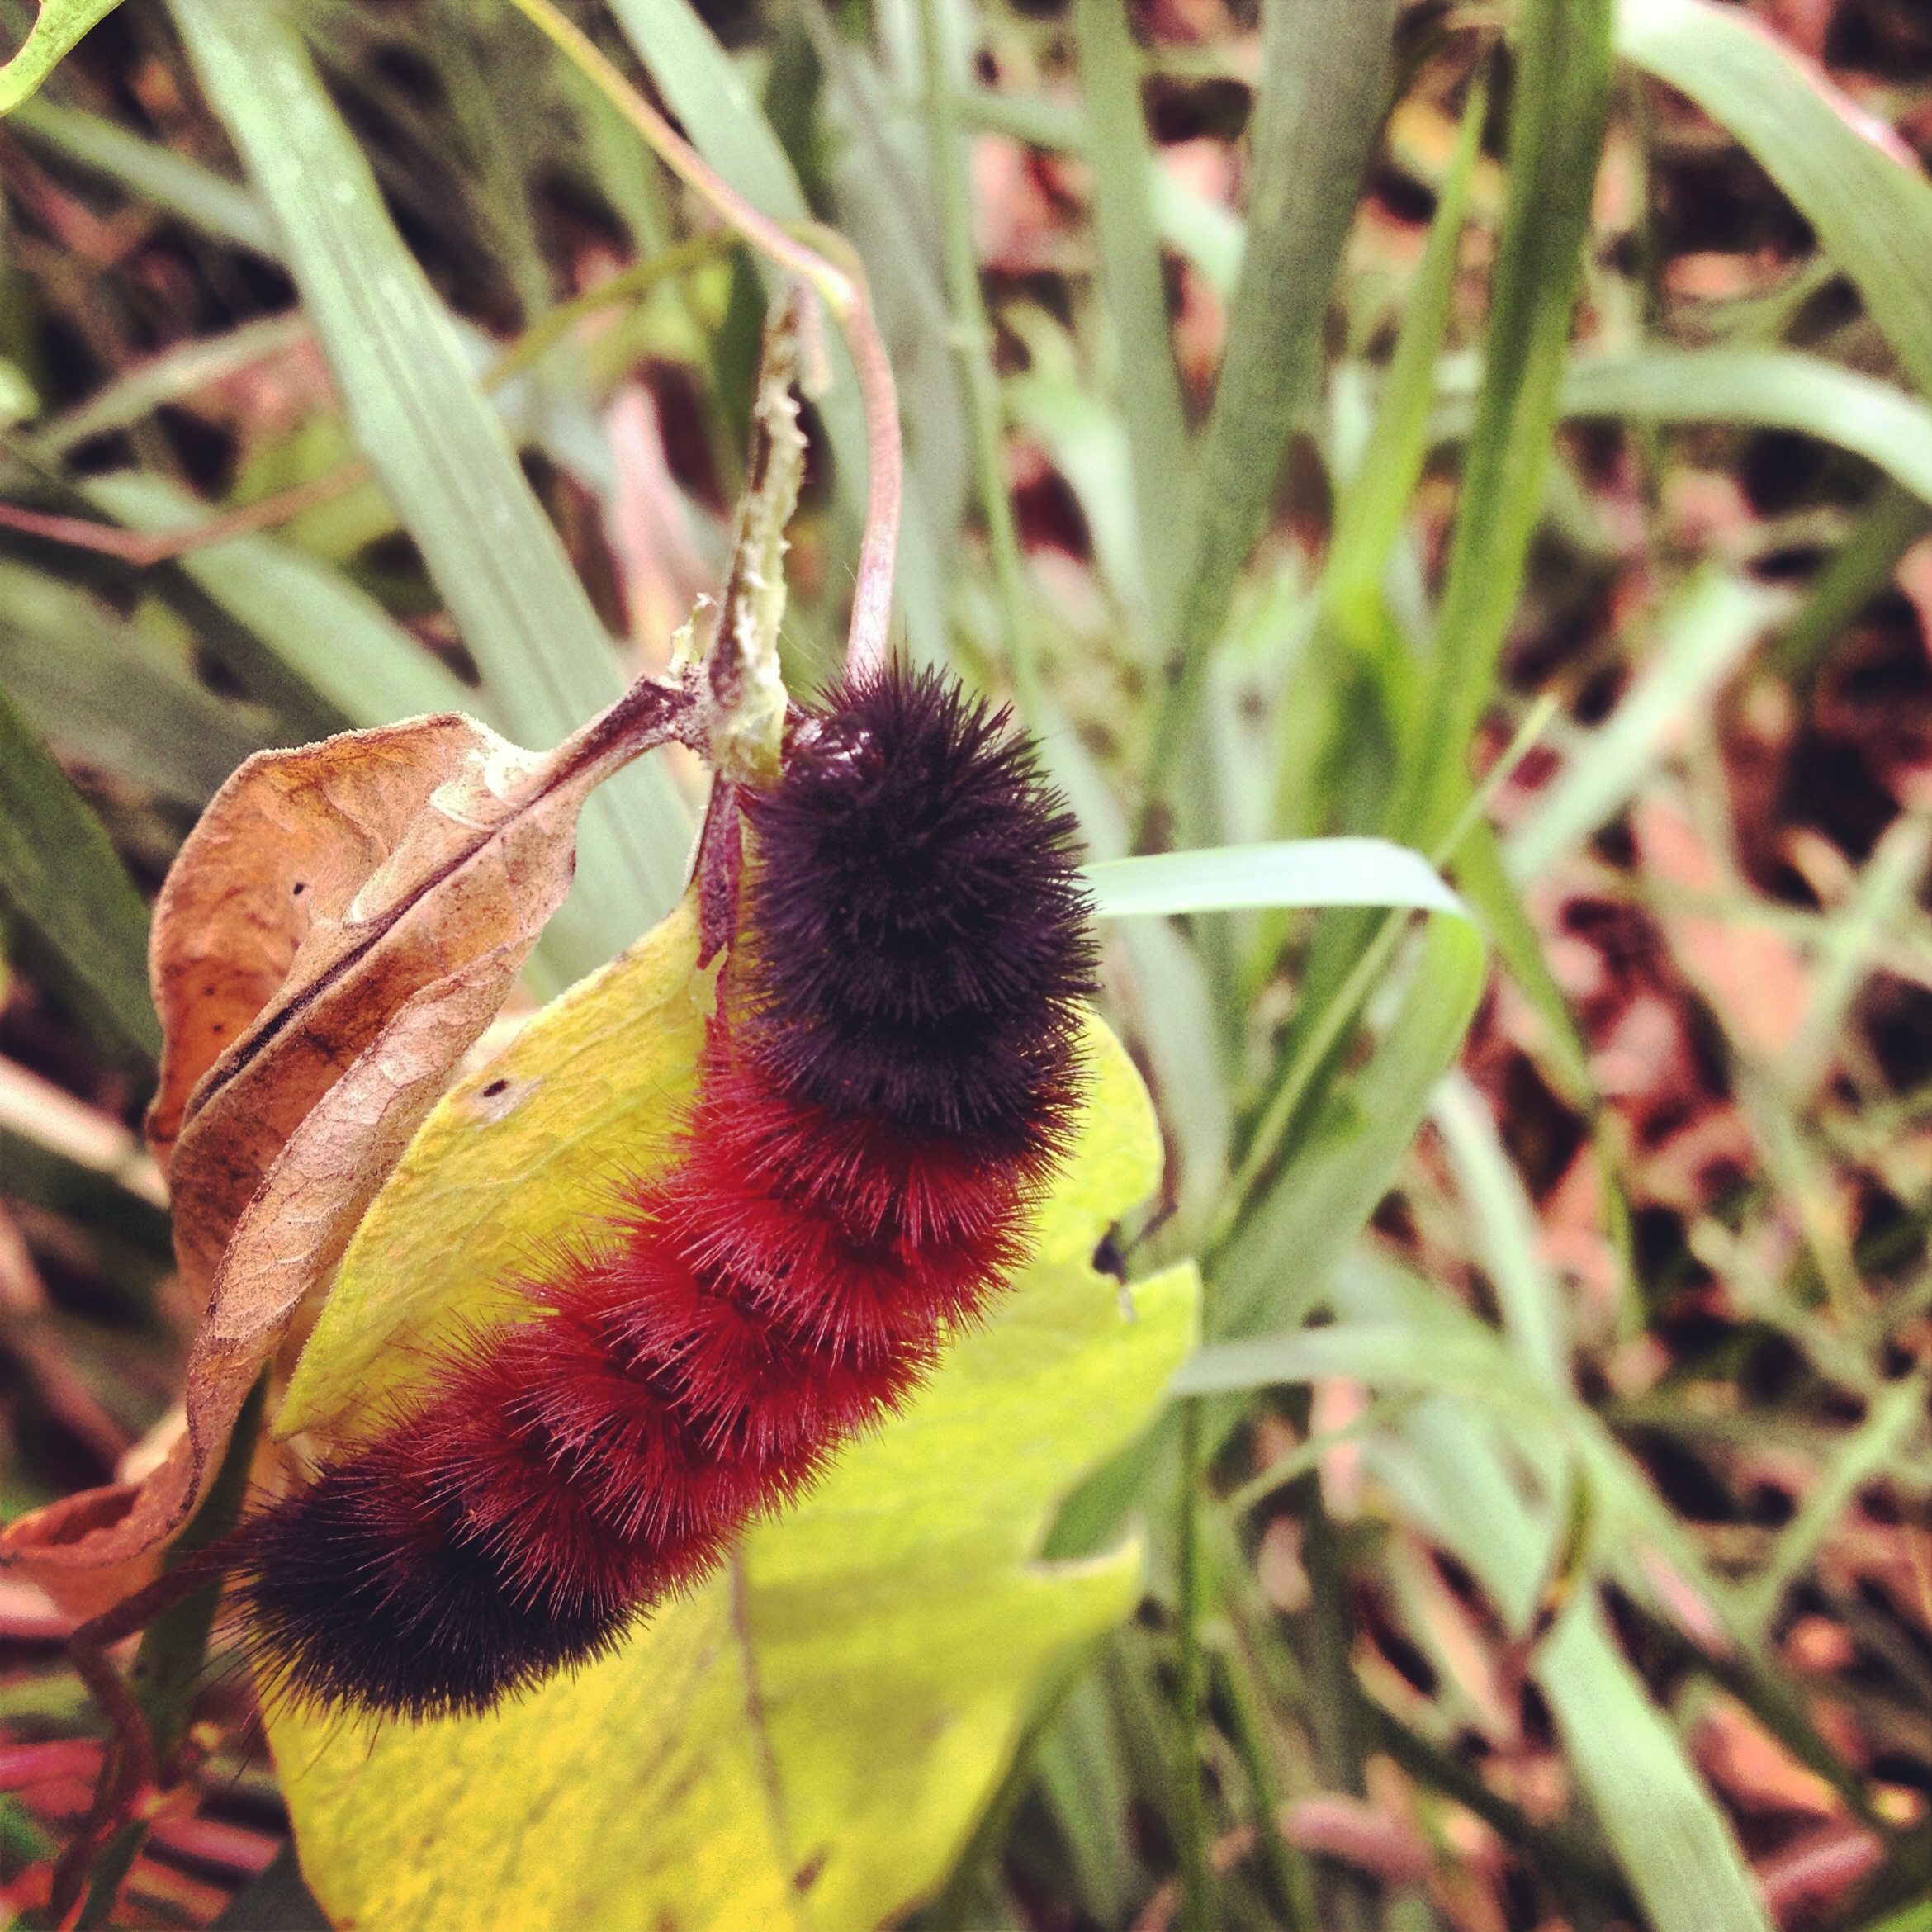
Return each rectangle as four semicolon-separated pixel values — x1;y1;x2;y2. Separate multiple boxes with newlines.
0;0;1930;1927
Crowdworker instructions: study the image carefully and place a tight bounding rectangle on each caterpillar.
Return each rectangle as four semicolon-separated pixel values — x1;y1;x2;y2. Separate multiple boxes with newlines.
232;665;1095;1720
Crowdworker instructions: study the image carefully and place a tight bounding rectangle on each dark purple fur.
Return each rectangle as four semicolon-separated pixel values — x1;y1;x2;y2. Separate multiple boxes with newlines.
743;670;1095;1149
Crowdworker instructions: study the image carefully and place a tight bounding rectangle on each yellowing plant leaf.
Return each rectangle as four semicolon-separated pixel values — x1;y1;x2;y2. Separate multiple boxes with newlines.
264;964;1196;1932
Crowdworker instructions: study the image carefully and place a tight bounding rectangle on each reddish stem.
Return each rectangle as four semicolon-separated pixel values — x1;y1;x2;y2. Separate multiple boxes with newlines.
48;1540;240;1921
0;462;369;567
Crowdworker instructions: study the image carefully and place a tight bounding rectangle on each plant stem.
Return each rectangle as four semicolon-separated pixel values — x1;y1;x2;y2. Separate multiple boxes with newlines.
1215;694;1554;1250
53;1375;268;1924
480;231;740;391
501;0;902;679
0;462;368;566
130;1373;269;1761
73;1821;146;1932
1174;1396;1209;1930
913;0;1036;717
1300;1489;1376;1932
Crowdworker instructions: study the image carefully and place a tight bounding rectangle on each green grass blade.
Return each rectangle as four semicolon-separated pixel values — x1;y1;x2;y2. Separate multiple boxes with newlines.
1211;910;1484;1338
1735;1371;1929;1641
1329;1264;1771;1932
0;684;159;1060
1073;0;1193;649
0;559;272;805
7;96;278;254
80;471;476;731
1171;1322;1559;1419
1617;0;1932;395
916;0;1033;705
964;88;1243;296
1144;169;1242;301
0;0;122;114
1400;0;1613;847
1506;567;1791;883
1431;1071;1570;1391
1773;481;1932;682
1323;72;1486;629
1048;716;1232;1229
1150;0;1400;784
1537;349;1932;503
25;312;310;461
1348;1252;1782;1927
168;0;692;978
1451;821;1595;1106
1783;810;1932;1098
1087;839;1460;919
1542;1601;1772;1932
1006;355;1148;649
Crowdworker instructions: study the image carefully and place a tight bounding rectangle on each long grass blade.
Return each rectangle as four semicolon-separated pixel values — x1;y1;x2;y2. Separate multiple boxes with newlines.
1147;0;1401;792
0;560;272;805
1211;910;1485;1338
80;472;476;732
1322;70;1488;632
1618;0;1932;395
1506;566;1792;883
1073;0;1193;651
1399;0;1613;847
168;0;692;978
1087;838;1460;919
7;96;278;255
0;686;159;1061
1431;1072;1571;1391
1432;348;1932;506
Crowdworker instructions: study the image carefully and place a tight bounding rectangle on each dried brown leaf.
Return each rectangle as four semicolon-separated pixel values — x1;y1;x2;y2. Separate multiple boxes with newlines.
1;682;686;1602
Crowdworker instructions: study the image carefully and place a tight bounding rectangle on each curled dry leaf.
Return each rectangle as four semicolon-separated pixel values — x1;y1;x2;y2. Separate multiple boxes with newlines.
0;680;688;1612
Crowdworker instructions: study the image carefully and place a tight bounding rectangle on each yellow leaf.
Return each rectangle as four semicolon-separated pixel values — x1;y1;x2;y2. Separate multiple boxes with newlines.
264;898;1196;1930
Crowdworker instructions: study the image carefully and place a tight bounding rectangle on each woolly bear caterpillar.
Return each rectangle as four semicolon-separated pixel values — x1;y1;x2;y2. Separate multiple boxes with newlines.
233;665;1095;1719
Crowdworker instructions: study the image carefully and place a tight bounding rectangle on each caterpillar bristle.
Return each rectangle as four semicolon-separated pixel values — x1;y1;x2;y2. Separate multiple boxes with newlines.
232;664;1096;1720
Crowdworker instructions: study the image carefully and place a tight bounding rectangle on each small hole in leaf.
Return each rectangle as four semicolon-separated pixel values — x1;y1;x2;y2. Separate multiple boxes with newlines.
291;881;306;896
481;1078;509;1099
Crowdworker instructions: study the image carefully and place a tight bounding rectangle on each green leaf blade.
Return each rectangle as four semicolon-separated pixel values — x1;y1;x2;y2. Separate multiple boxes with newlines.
0;685;159;1061
1617;0;1932;397
1073;0;1194;648
1402;0;1613;846
1212;909;1485;1339
1155;0;1400;774
1086;838;1461;919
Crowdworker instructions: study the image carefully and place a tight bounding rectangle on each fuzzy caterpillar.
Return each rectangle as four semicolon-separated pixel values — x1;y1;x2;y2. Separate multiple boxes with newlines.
233;665;1096;1719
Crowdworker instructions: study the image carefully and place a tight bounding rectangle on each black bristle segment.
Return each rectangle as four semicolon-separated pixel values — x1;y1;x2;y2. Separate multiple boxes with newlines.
742;666;1096;1144
232;1456;630;1722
